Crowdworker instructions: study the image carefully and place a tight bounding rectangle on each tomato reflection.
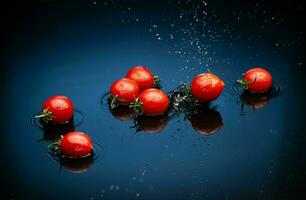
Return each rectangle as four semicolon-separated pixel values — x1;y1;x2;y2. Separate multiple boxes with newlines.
188;106;223;136
133;114;169;134
41;121;75;141
240;90;271;110
110;105;135;121
60;155;94;174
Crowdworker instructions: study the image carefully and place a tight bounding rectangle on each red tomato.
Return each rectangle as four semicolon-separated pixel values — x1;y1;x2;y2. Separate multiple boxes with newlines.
60;132;93;158
238;68;273;93
36;96;74;124
191;73;225;102
125;66;155;91
133;88;169;116
109;78;139;106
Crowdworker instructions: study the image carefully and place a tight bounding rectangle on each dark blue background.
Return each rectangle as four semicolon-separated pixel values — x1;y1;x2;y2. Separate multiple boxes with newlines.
1;0;305;199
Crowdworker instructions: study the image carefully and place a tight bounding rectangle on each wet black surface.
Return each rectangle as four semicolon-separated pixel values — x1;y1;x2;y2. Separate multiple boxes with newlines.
1;0;306;199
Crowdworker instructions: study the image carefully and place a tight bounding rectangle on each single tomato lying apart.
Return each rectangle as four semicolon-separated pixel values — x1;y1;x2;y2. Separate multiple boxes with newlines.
109;78;139;108
60;132;93;158
35;96;74;124
191;72;224;102
125;66;160;91
131;88;169;116
237;67;273;93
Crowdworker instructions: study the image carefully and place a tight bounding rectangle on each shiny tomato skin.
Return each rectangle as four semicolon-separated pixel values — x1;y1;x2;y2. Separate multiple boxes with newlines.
191;73;224;102
42;96;74;124
125;66;154;91
60;132;93;158
110;78;140;104
139;88;169;116
243;68;273;93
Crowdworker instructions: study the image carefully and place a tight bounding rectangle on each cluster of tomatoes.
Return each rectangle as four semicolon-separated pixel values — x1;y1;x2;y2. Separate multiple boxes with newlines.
110;66;169;116
109;66;272;114
34;66;273;159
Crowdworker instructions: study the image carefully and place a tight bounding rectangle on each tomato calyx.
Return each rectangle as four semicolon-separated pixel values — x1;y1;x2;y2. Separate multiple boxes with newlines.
109;94;119;109
237;78;249;89
153;75;161;88
129;98;144;115
237;75;257;90
35;108;53;123
48;135;64;155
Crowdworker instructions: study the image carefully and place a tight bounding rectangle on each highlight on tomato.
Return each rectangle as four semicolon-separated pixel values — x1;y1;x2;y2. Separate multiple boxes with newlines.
59;131;93;158
109;78;140;109
35;96;74;124
125;65;160;91
130;88;169;116
191;72;225;102
237;67;273;93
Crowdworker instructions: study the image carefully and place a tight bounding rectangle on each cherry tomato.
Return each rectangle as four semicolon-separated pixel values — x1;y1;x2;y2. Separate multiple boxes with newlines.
109;78;139;107
238;68;273;93
60;132;93;158
191;72;224;102
133;88;169;116
125;66;157;91
36;96;74;124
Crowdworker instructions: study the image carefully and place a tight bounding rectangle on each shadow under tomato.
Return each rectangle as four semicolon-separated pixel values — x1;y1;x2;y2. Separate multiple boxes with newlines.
110;105;136;121
232;82;283;115
39;121;75;142
132;114;169;134
60;154;94;174
240;90;272;111
188;104;223;136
